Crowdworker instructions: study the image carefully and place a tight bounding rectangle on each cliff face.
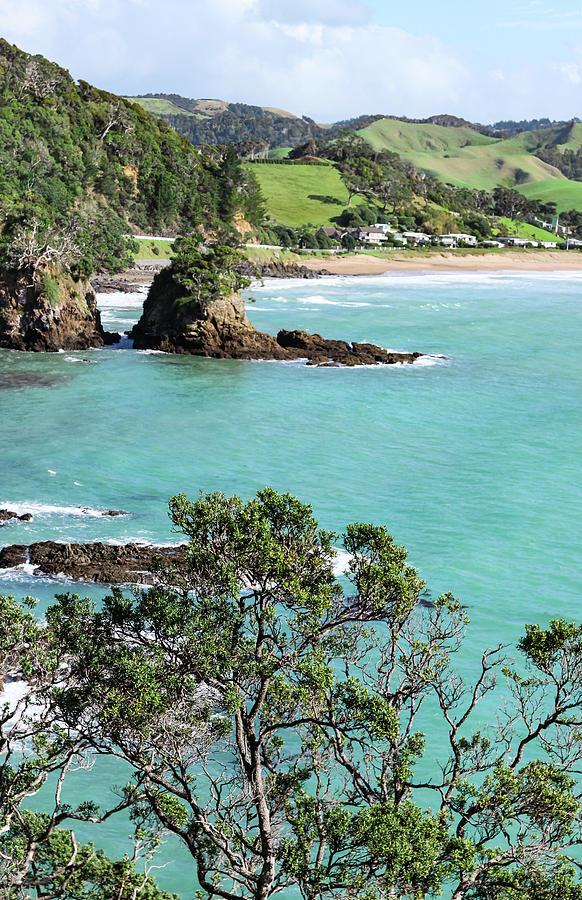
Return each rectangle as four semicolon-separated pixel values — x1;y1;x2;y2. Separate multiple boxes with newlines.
131;271;423;367
132;278;284;358
0;266;114;351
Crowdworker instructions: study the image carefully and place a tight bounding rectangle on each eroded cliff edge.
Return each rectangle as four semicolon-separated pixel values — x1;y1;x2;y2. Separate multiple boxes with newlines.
0;265;118;351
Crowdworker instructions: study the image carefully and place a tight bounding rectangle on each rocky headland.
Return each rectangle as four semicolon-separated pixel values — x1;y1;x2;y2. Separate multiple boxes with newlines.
0;541;187;584
0;265;120;351
130;265;423;367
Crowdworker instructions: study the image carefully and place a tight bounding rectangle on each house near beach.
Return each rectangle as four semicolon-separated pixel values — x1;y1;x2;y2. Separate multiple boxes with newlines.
437;233;478;247
317;226;344;241
401;231;431;246
356;226;388;245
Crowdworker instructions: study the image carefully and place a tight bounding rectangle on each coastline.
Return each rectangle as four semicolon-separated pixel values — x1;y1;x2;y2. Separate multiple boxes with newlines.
297;249;582;276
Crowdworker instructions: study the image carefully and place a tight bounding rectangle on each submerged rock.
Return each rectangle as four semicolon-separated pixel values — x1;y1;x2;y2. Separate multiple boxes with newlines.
0;509;33;524
0;541;187;584
0;265;118;351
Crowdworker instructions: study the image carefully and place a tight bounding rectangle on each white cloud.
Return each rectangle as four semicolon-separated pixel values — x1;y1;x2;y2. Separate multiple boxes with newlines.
258;0;369;25
0;0;469;120
560;62;582;85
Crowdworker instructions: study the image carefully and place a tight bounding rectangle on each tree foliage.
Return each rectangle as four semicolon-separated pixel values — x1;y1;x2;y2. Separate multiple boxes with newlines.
0;40;264;275
5;488;575;900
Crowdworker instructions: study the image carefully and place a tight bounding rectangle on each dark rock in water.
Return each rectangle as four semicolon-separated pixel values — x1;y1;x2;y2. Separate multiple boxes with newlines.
103;331;122;345
277;330;423;367
0;509;33;524
131;274;423;367
91;275;142;293
103;509;126;517
0;541;187;584
0;265;109;352
236;260;329;279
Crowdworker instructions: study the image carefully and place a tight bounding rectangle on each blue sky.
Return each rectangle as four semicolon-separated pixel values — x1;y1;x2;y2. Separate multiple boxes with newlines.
0;0;580;123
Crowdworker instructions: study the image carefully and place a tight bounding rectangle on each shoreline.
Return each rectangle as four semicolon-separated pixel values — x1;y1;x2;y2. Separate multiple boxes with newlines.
296;249;582;276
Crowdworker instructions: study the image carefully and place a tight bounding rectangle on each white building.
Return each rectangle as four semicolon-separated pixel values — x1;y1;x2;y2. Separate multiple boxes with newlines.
498;236;534;248
438;233;478;247
401;231;431;245
356;227;387;245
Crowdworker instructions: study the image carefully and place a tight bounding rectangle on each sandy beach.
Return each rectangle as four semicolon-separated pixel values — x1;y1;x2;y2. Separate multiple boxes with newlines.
300;249;582;276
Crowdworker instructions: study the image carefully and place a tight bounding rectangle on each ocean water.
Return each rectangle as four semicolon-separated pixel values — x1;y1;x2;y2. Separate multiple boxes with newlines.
1;270;581;894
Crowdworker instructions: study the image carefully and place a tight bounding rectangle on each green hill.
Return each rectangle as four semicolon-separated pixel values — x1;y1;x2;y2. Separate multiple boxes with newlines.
358;118;564;191
126;93;378;150
245;162;368;227
357;117;582;211
518;178;582;212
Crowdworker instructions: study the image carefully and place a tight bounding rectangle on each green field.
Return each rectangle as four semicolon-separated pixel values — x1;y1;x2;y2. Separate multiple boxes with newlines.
497;218;559;241
125;97;200;118
245;161;366;227
134;238;174;260
268;147;292;159
518;178;582;212
358;118;564;192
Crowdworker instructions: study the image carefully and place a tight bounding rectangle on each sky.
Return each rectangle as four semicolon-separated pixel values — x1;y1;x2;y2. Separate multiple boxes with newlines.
0;0;581;124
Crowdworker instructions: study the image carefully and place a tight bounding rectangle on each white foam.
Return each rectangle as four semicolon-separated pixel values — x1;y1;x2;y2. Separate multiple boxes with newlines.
47;470;56;476
0;501;128;519
96;291;147;310
333;547;352;575
298;297;373;308
413;354;447;367
136;349;167;355
0;563;38;582
0;677;30;708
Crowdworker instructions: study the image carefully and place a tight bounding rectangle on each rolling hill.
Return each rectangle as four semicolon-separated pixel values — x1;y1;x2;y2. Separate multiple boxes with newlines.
130;94;582;213
244;162;368;228
126;94;338;149
357;118;582;210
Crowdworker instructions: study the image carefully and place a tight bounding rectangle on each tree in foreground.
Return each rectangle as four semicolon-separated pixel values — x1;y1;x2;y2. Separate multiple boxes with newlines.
40;488;582;900
0;595;177;899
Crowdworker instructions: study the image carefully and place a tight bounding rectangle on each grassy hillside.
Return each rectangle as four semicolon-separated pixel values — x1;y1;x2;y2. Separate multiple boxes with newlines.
124;96;200;117
134;238;174;259
245;162;366;227
518;178;582;212
358;118;565;192
496;218;558;241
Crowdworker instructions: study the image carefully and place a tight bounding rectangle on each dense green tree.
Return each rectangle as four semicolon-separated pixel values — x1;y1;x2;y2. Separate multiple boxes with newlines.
0;595;174;898
0;40;266;278
32;488;582;900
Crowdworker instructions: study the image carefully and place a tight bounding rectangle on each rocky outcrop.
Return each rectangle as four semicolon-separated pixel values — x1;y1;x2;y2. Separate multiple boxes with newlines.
0;509;33;524
236;259;329;279
0;541;187;584
91;274;143;293
0;265;118;351
131;270;424;367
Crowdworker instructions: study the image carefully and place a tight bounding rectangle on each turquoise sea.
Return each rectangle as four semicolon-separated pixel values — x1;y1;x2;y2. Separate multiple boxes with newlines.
1;270;582;894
